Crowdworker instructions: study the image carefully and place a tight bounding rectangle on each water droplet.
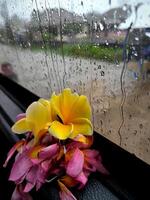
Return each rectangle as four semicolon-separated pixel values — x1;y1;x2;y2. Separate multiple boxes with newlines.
98;65;101;69
123;5;127;11
99;23;104;31
105;40;109;45
101;71;105;76
28;42;31;47
133;130;137;135
134;53;138;56
135;37;139;41
139;124;143;129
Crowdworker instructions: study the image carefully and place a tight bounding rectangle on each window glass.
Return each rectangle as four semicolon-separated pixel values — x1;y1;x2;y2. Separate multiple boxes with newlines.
0;0;150;164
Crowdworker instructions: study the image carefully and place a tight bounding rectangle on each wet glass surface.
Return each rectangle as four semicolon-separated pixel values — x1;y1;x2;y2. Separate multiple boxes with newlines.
0;0;150;164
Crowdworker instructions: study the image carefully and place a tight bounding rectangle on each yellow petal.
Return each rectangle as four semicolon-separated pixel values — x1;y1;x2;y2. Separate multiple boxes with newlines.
48;121;72;140
38;98;53;122
38;98;50;108
11;118;31;134
73;134;87;143
27;145;43;158
34;128;48;145
73;135;93;147
59;88;79;123
50;93;64;122
69;95;91;121
26;101;49;135
69;118;93;139
51;88;91;124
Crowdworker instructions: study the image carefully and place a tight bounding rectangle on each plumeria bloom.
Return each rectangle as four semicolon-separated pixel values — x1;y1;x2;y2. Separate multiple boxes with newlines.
11;98;53;143
48;88;93;140
12;88;92;142
4;88;108;200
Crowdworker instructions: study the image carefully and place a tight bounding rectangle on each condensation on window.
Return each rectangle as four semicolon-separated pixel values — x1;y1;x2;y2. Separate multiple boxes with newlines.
0;0;150;164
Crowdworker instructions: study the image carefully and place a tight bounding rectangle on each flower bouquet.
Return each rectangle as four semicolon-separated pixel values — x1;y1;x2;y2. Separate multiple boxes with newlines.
4;88;108;200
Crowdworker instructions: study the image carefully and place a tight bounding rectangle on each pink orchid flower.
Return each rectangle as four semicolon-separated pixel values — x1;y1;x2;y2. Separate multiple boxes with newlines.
63;135;109;189
8;143;59;197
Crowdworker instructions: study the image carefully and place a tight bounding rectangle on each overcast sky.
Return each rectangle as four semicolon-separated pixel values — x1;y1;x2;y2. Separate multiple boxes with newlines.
0;0;150;28
2;0;120;19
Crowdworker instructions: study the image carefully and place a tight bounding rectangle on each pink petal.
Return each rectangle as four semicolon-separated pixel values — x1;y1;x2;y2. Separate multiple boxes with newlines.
67;136;93;151
30;158;41;165
26;165;38;185
92;155;109;175
83;150;109;175
83;169;91;177
30;144;59;165
9;152;33;183
58;181;77;200
66;148;84;178
25;164;47;191
25;165;46;191
75;172;88;189
40;134;58;145
36;181;43;191
39;144;59;160
66;141;90;151
74;135;93;148
3;140;25;167
83;162;96;172
16;113;26;121
11;184;33;200
83;149;100;159
24;182;34;193
49;167;62;176
37;165;47;183
67;141;84;151
41;160;52;172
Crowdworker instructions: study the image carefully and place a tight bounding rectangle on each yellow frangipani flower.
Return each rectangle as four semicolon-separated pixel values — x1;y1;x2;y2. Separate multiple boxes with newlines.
12;88;93;142
48;88;93;140
12;99;52;143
